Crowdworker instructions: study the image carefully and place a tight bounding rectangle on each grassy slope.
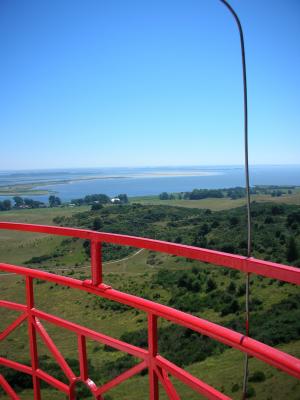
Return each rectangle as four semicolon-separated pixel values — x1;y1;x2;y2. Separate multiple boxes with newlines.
0;206;89;265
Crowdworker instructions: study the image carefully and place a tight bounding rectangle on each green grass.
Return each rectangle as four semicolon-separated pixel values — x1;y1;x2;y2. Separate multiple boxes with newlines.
130;190;300;211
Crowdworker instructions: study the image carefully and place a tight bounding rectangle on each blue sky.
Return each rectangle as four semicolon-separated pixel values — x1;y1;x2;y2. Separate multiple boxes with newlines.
0;0;299;170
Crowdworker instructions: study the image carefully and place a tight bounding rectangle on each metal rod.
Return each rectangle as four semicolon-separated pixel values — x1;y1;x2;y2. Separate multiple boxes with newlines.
218;2;251;398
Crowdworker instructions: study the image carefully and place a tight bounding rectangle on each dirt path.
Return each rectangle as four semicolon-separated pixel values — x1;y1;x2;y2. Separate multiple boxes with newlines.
0;248;145;277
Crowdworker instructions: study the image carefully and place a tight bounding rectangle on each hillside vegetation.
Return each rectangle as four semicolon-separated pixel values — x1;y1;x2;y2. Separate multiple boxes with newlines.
0;200;300;399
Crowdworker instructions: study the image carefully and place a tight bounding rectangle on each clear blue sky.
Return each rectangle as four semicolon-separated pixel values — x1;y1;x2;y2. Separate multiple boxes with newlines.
0;0;299;170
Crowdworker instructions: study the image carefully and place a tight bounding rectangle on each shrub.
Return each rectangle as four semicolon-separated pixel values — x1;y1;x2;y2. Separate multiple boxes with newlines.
246;386;256;398
231;383;239;393
248;370;266;382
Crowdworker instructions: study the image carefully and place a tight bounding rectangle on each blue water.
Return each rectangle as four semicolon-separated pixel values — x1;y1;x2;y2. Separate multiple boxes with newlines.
0;165;299;202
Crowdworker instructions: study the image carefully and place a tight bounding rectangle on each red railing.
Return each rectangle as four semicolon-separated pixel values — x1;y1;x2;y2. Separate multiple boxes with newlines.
0;222;299;399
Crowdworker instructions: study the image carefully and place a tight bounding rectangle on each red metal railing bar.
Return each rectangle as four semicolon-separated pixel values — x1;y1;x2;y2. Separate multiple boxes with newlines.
35;368;69;394
0;374;20;400
25;276;41;400
94;360;147;396
0;300;27;312
148;314;159;400
156;356;231;400
0;303;231;399
34;318;76;381
155;366;181;400
90;240;102;286
78;335;88;381
0;358;32;375
0;314;27;341
0;222;299;285
33;308;149;360
0;357;71;394
1;262;300;380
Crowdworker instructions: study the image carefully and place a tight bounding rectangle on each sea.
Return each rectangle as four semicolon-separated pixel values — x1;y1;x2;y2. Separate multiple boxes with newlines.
0;165;300;203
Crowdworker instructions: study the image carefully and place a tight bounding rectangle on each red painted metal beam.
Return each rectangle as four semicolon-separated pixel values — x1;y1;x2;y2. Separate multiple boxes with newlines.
25;276;41;400
156;356;231;400
0;222;299;284
155;366;181;400
0;358;32;375
0;374;20;400
95;360;147;396
148;314;159;400
0;313;27;341
34;318;76;381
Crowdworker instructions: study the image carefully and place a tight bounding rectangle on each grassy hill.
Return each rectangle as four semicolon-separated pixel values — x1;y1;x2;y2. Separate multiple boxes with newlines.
0;201;300;399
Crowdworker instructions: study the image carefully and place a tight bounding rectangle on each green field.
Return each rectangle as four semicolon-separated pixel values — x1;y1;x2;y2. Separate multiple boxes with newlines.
0;206;90;265
130;189;300;211
0;202;300;399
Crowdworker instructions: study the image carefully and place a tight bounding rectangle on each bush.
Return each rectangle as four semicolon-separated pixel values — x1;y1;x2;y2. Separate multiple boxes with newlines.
206;278;217;292
220;299;240;316
231;383;239;393
169;292;203;312
246;386;256;398
248;370;266;382
120;325;225;367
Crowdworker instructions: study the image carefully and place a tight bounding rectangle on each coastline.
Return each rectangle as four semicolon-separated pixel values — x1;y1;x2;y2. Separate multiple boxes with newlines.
0;171;222;196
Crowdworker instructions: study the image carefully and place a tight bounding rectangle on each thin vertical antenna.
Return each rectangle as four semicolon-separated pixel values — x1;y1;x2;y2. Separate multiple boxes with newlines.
218;1;251;398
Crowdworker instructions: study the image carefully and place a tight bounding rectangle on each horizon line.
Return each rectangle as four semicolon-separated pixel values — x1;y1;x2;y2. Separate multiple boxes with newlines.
1;163;300;173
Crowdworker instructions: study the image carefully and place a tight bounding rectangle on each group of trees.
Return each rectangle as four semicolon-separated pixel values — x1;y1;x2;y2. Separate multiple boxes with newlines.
0;195;63;212
0;197;45;211
158;186;296;201
48;195;61;207
0;199;12;211
185;189;225;200
72;193;129;206
159;192;176;200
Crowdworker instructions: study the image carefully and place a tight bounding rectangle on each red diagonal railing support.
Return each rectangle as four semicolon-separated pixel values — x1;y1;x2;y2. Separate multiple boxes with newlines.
34;318;76;381
0;313;27;341
25;276;41;400
156;356;231;400
90;240;102;286
95;360;147;396
0;373;20;400
148;313;159;400
155;366;181;400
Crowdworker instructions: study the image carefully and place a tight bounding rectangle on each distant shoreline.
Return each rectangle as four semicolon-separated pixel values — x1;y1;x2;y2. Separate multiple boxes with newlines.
0;171;222;196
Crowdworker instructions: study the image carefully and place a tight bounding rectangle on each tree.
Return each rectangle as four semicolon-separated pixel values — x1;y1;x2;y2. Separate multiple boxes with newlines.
0;200;12;211
49;196;61;207
286;237;299;263
92;217;103;231
206;278;217;292
159;192;169;200
84;194;110;205
117;194;128;204
91;203;103;211
227;281;236;294
24;198;45;208
13;196;24;207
